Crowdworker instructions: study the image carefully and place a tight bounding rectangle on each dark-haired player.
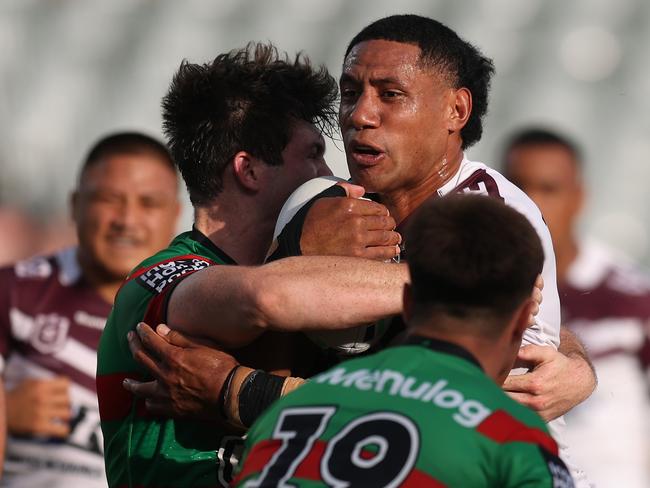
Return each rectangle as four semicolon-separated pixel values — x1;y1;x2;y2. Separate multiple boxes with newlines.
0;132;180;487
96;43;405;488
235;194;574;487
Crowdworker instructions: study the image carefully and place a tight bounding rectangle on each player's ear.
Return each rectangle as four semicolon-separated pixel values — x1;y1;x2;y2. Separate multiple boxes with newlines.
402;283;413;322
511;298;534;344
447;87;472;133
232;151;265;192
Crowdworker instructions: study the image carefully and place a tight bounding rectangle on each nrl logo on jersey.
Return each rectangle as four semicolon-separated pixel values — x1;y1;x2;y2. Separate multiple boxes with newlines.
137;257;213;294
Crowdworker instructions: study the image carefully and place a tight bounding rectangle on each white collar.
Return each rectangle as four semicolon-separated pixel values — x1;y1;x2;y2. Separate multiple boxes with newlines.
436;155;471;197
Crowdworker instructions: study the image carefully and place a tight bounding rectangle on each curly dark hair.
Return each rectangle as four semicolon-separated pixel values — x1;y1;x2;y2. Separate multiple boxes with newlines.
345;15;494;149
162;42;339;206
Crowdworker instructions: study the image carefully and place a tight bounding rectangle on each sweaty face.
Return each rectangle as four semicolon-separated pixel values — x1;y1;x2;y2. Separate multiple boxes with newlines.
73;153;179;280
339;40;454;195
505;144;583;247
265;120;332;215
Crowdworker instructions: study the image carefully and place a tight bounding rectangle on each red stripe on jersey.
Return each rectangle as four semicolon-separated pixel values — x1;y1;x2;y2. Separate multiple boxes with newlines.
232;439;282;484
477;409;558;455
142;285;172;326
234;439;445;486
97;372;137;421
293;439;327;478
96;372;154;422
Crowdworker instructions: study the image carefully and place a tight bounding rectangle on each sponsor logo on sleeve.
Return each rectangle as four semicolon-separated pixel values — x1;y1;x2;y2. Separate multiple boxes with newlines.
136;258;213;294
540;447;575;488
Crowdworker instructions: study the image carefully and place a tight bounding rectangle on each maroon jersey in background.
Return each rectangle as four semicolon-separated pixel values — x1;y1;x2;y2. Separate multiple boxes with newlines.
560;239;650;488
0;247;110;487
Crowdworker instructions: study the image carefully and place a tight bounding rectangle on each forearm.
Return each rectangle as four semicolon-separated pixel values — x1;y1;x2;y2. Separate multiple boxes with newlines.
558;326;597;404
168;256;407;347
252;256;407;332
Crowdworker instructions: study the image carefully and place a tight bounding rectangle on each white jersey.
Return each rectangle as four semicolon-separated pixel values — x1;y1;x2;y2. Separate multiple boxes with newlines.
0;248;109;487
437;157;561;349
561;239;650;488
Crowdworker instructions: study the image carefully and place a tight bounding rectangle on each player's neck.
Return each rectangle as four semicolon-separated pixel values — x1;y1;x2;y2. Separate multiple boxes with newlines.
408;325;505;383
76;252;123;304
554;237;579;284
194;199;274;266
381;150;463;225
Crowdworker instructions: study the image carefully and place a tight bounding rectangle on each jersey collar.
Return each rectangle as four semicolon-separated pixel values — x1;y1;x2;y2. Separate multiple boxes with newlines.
401;334;484;371
191;226;238;265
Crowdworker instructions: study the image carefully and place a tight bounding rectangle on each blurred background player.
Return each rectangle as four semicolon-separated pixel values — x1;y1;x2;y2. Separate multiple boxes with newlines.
0;132;180;487
235;194;574;487
503;127;650;488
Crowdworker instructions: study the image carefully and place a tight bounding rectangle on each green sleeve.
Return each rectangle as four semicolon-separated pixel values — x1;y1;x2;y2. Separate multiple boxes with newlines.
498;442;574;487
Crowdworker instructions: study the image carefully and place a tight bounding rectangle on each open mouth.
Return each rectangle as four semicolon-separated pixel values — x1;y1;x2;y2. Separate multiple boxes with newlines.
354;145;382;156
350;142;384;165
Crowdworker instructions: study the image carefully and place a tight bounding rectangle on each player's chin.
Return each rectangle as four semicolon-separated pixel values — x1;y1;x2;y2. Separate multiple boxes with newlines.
97;252;144;279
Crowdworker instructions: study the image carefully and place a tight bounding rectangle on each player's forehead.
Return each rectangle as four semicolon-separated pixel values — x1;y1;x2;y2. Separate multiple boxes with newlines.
80;152;178;193
341;39;425;83
287;119;325;149
508;144;580;181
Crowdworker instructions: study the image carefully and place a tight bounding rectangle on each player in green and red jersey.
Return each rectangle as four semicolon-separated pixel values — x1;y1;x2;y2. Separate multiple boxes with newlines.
96;43;407;487
234;195;575;487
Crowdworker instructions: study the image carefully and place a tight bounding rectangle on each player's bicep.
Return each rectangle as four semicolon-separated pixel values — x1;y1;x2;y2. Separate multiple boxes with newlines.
166;266;265;347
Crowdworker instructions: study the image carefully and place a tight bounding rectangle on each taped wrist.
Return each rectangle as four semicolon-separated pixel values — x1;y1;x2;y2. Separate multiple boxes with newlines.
238;370;285;428
218;365;239;419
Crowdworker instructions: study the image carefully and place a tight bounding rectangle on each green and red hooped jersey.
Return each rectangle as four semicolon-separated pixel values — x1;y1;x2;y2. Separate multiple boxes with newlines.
234;337;574;487
96;229;239;488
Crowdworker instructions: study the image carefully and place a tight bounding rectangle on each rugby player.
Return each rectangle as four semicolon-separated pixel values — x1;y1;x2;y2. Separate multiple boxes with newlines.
0;132;180;487
235;194;575;487
96;43;406;488
127;15;595;484
503;127;650;488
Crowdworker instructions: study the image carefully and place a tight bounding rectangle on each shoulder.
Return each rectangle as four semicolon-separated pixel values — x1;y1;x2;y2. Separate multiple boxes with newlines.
1;248;81;286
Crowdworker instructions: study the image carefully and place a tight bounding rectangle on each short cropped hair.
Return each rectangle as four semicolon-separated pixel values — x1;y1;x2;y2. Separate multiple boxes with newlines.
80;132;175;182
502;127;583;171
345;14;494;149
405;194;543;330
162;42;339;206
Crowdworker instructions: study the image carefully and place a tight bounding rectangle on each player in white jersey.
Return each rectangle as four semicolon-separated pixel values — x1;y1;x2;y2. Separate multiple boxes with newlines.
0;133;179;487
504;127;650;488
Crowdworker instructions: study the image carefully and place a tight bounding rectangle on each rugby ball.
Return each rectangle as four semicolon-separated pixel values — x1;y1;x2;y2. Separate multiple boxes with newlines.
273;176;388;355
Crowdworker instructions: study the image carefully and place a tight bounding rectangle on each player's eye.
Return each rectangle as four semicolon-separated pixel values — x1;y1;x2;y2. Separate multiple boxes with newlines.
340;88;358;100
382;90;402;99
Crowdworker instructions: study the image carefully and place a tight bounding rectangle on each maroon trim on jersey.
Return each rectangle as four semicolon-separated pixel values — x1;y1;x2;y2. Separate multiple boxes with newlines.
16;351;97;392
477;409;558;455
559;273;650;323
234;438;445;487
640;337;650;370
96;372;153;422
453;169;504;201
